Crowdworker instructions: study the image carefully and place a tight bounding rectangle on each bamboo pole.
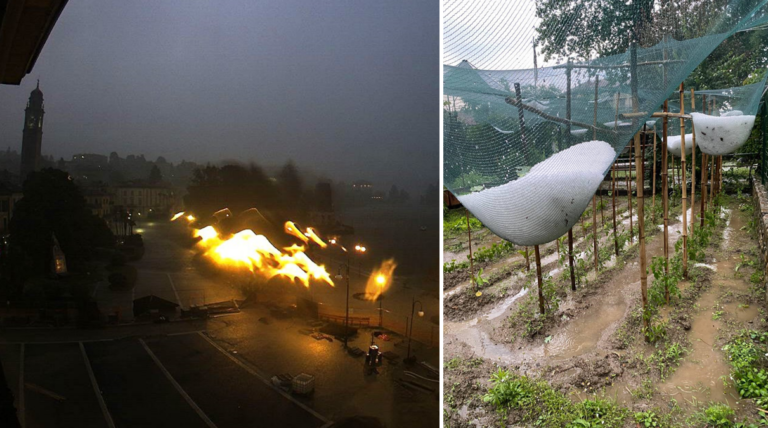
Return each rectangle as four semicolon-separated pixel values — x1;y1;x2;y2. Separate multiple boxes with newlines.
679;83;688;280
652;125;657;222
635;130;649;331
535;245;544;314
612;162;619;256
525;246;530;271
466;208;475;291
593;195;598;272
631;41;649;334
662;101;670;276
690;88;697;236
568;228;576;291
710;155;715;206
628;138;634;243
701;152;708;227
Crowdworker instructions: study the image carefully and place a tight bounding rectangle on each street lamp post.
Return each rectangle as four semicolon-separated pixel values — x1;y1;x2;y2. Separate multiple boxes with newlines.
344;256;350;349
405;297;424;364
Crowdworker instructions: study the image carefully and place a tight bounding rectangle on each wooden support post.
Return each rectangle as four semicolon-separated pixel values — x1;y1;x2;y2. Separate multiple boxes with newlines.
535;245;544;314
514;83;529;164
566;58;572;147
679;83;688;280
701;152;707;227
662;101;670;275
593;195;598;272
612;162;619;256
635;129;649;332
628;138;634;243
652;125;657;222
524;246;530;271
466;208;475;291
690;88;697;236
630;40;649;332
568;228;576;291
710;155;715;206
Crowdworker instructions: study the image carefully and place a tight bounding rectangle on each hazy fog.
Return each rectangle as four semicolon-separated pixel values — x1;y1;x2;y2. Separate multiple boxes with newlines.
0;0;438;193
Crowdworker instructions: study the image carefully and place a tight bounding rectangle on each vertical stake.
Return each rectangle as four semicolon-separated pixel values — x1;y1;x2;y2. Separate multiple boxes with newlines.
535;245;544;314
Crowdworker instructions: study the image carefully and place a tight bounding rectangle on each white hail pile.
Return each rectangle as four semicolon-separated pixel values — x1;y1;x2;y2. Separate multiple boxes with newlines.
458;140;616;246
691;112;755;155
667;134;693;157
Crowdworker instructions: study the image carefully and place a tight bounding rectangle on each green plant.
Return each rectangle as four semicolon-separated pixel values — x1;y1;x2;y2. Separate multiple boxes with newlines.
634;410;661;427
702;403;735;427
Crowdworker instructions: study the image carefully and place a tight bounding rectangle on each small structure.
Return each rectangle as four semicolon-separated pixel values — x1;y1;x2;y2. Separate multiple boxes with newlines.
132;295;178;318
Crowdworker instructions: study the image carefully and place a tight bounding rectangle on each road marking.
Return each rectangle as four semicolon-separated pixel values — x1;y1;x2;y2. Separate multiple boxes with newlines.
139;338;218;428
18;343;24;428
166;273;183;309
196;332;331;425
25;382;66;401
79;342;116;428
91;283;100;299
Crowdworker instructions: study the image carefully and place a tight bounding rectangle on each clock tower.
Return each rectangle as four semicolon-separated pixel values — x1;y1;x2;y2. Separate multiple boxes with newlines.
20;80;45;181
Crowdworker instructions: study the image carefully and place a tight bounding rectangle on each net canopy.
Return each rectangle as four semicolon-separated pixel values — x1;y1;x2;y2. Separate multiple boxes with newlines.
659;74;767;156
444;0;768;246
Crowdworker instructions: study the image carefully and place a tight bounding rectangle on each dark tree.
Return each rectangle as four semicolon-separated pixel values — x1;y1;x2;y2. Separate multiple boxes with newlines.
148;165;163;183
278;160;303;213
5;169;114;296
535;0;654;61
185;163;283;217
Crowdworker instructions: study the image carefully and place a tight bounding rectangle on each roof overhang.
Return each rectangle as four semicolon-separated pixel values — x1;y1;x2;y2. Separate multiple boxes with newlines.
0;0;68;85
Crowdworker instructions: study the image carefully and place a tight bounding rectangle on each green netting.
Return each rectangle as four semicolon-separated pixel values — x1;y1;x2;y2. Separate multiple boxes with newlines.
657;75;767;156
444;0;768;246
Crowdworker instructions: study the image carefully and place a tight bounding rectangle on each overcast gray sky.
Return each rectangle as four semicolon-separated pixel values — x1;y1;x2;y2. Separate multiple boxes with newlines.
0;0;438;193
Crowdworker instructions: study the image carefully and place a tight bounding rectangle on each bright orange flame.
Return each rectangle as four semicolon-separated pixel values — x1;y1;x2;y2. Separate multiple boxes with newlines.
284;221;309;244
188;218;334;288
365;258;396;301
195;226;218;242
171;212;185;221
305;227;327;248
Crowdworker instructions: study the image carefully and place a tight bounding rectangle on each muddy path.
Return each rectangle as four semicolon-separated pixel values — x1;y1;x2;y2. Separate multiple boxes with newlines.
445;194;767;426
443;197;653;321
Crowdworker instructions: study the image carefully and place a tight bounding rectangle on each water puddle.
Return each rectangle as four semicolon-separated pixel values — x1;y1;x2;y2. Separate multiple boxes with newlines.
544;283;630;361
659;284;740;407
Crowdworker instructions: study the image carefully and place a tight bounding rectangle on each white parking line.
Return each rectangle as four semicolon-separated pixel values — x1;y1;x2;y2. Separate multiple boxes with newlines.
79;342;116;428
139;339;218;428
18;343;24;428
166;273;183;309
196;332;331;425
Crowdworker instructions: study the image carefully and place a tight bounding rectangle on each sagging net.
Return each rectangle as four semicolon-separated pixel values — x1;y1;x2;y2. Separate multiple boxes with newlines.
444;0;768;246
660;75;768;157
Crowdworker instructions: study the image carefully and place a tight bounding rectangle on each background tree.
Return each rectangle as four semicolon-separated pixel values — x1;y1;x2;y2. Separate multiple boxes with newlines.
3;169;114;298
148;164;163;183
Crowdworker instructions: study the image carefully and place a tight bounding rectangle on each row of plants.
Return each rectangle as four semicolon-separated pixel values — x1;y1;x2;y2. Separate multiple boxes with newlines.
481;368;757;427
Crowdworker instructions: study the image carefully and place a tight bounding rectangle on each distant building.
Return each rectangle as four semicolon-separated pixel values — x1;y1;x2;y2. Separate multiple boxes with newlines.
0;181;23;235
309;181;354;236
113;181;176;217
351;180;373;204
81;187;112;218
20;81;44;181
68;153;110;183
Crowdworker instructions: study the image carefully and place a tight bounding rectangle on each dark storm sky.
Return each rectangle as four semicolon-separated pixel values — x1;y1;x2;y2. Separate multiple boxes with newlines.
0;0;438;193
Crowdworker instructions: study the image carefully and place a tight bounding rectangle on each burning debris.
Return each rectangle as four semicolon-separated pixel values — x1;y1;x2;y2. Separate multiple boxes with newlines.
174;211;334;287
365;258;397;301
